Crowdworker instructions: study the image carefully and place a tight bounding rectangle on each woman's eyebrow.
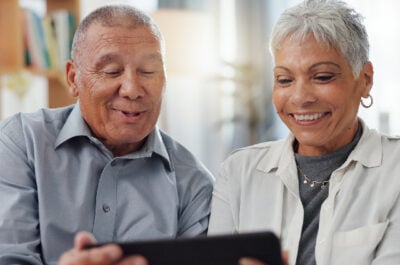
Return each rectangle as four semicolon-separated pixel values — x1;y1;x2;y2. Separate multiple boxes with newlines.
273;65;291;72
309;61;341;71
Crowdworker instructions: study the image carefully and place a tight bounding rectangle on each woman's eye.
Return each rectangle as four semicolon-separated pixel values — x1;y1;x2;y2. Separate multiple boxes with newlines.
276;77;293;85
314;74;335;82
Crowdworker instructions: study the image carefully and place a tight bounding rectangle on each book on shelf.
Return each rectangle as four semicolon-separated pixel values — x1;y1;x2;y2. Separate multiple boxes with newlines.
22;8;50;69
22;8;76;72
42;15;60;69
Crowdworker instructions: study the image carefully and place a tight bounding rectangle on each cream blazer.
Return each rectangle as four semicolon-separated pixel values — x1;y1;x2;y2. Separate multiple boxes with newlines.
209;120;400;265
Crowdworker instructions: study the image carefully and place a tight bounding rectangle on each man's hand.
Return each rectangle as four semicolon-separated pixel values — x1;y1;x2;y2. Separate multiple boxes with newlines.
58;231;148;265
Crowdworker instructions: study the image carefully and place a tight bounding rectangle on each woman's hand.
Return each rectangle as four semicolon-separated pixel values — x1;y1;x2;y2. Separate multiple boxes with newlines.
239;251;289;265
58;231;148;265
239;257;268;265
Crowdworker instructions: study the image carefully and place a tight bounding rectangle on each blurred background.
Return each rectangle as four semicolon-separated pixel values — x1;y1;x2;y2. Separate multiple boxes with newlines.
1;0;399;175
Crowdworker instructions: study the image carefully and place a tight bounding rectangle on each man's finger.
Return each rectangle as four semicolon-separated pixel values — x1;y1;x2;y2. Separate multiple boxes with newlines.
74;231;97;250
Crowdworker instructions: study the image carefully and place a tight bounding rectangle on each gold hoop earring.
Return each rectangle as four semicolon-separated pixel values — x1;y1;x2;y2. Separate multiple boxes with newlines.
361;94;373;108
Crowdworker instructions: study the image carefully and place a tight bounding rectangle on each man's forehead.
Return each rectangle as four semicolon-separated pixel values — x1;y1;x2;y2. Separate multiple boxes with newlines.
86;23;158;43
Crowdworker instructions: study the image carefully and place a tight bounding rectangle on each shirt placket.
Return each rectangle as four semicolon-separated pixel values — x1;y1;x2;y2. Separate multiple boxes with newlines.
92;159;118;242
315;170;342;265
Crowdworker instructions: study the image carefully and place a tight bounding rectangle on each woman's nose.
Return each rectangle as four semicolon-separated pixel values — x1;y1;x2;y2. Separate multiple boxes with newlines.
290;79;317;106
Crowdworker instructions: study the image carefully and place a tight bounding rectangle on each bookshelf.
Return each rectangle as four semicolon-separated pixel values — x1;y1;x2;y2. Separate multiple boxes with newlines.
0;0;80;108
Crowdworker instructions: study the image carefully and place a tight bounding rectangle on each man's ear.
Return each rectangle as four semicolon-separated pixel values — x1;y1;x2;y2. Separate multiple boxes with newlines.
66;60;79;97
361;61;374;98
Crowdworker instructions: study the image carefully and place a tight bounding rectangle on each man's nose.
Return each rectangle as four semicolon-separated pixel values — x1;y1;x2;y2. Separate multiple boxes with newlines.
119;71;145;100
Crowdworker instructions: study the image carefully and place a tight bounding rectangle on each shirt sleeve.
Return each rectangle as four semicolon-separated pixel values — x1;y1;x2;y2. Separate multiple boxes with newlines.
0;117;43;264
176;166;214;237
208;160;237;235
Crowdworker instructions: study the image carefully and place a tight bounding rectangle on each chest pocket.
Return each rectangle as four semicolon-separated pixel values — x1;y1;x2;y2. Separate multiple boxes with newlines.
330;221;388;265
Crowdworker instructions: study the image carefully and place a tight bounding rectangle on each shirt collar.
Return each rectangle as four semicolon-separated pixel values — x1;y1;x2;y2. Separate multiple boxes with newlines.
55;103;172;169
55;103;91;147
256;118;382;174
345;118;382;168
256;135;296;174
127;128;172;169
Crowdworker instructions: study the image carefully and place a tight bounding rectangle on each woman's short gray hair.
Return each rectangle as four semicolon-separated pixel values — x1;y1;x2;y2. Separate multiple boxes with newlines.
270;0;369;77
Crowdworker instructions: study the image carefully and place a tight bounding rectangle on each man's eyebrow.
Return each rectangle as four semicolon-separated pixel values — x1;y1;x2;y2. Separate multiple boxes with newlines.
94;54;121;68
142;53;163;61
94;53;163;66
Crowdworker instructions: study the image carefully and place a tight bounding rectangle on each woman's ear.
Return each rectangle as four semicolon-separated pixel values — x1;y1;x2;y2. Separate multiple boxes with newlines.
361;61;374;98
66;60;79;97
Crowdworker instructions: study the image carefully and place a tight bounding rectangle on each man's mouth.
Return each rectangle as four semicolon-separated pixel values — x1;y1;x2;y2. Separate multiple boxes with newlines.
121;110;142;117
113;107;146;120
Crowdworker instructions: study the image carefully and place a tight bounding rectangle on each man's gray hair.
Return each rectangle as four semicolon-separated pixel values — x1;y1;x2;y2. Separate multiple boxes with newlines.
270;0;369;77
71;5;164;63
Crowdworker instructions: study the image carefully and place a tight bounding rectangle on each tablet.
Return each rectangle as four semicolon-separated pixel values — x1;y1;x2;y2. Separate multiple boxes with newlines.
90;231;283;265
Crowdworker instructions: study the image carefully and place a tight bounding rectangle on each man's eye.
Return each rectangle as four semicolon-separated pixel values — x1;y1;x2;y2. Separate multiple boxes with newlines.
139;70;155;75
105;71;121;76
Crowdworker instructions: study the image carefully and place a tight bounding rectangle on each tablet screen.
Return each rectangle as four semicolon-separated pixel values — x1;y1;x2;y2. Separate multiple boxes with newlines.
95;231;283;265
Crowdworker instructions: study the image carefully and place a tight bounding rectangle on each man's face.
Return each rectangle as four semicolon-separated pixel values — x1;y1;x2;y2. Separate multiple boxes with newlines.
66;23;166;156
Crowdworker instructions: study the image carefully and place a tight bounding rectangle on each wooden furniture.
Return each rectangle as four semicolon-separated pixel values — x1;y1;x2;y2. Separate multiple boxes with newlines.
0;0;80;108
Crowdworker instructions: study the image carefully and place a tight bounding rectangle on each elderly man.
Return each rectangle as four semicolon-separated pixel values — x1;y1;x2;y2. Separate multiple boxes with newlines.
0;5;214;265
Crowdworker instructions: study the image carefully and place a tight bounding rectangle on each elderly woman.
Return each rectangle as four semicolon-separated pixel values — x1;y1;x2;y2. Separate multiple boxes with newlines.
208;0;400;265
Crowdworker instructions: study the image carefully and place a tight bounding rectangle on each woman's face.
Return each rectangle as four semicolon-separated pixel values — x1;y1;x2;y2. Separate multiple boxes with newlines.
273;35;373;156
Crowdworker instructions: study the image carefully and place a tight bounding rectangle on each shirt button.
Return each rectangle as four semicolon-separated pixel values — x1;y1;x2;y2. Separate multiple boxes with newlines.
102;204;111;213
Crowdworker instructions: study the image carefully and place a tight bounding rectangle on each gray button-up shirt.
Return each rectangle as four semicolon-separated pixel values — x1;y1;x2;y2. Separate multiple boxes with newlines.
0;104;214;265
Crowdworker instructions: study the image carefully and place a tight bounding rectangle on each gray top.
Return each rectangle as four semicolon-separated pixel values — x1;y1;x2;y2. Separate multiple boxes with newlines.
0;103;214;265
295;125;362;265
